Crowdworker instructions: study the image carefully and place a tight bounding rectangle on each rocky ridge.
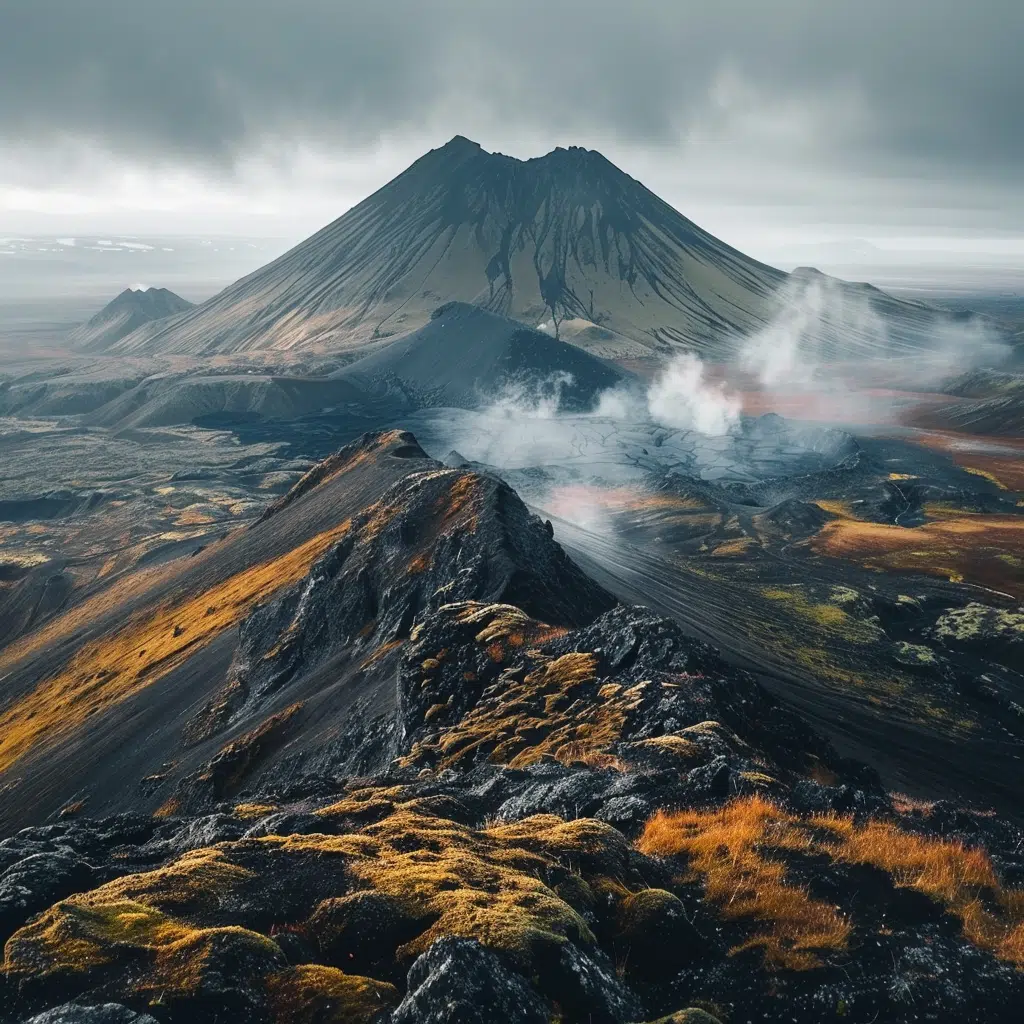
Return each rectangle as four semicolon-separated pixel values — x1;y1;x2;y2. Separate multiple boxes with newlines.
0;432;1022;1023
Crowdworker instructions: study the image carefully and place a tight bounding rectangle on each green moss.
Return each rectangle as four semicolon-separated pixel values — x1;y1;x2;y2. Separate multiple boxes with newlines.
893;642;939;667
760;586;881;643
932;603;1024;645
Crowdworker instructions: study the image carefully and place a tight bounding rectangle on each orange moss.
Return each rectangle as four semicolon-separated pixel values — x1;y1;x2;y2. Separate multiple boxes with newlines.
710;537;757;557
266;964;399;1023
0;524;351;773
436;472;482;533
909;431;1024;491
153;796;181;819
233;803;278;820
0;560;177;675
407;551;431;574
813;499;857;519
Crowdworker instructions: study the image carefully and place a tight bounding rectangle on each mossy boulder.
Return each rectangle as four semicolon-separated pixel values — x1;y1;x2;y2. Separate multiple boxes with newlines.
306;891;431;981
265;964;398;1024
615;888;707;978
930;602;1023;664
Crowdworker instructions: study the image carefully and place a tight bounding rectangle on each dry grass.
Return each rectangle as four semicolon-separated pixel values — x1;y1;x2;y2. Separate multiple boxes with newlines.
551;741;627;772
813;499;857;519
450;602;567;665
711;537;757;557
359;639;405;671
0;560;180;675
638;796;1024;970
233;802;278;820
435;472;481;533
638;797;851;970
0;523;351;773
812;512;1024;597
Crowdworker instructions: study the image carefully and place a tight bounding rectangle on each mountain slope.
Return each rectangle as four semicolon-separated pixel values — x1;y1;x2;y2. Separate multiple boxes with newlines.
69;287;194;351
105;136;793;358
0;430;613;831
100;137;976;362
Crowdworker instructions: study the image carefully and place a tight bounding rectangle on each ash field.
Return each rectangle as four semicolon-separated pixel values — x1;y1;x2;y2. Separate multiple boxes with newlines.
0;140;1023;1024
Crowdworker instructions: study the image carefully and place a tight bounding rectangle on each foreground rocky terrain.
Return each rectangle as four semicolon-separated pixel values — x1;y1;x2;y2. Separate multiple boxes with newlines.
0;431;1022;1023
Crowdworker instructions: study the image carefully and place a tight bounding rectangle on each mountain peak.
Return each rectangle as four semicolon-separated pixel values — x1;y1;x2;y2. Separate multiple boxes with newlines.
442;134;484;153
69;286;194;352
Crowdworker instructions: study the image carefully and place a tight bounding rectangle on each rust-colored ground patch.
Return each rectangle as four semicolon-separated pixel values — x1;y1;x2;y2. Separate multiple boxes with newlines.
0;522;352;774
908;430;1024;492
811;511;1024;598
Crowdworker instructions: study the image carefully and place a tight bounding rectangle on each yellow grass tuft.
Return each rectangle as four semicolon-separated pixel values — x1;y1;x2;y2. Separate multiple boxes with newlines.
638;797;851;970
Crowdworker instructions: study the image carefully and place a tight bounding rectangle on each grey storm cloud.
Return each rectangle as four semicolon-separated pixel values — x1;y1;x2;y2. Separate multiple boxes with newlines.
0;0;1021;182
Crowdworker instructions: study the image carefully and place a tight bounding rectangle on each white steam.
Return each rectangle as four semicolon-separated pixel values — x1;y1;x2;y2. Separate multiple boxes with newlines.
647;353;741;436
739;271;1009;395
488;370;574;419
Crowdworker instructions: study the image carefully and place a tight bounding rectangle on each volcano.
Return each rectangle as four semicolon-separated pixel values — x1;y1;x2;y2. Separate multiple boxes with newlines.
88;138;797;358
99;138;959;361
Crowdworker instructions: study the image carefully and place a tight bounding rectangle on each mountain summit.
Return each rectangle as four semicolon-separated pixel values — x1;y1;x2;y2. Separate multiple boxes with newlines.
106;137;790;358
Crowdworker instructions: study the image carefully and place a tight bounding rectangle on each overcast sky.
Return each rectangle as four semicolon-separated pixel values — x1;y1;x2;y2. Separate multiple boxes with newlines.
1;0;1021;269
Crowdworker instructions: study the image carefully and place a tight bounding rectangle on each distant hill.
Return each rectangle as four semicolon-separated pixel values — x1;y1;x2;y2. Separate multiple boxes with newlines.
69;286;193;351
336;301;630;410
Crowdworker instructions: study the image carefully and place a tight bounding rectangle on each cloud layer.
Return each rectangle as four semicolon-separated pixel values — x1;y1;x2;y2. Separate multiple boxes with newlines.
1;1;1021;243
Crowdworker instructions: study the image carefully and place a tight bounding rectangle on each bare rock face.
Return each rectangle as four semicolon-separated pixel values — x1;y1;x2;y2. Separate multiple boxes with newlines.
391;938;551;1024
24;1006;159;1024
